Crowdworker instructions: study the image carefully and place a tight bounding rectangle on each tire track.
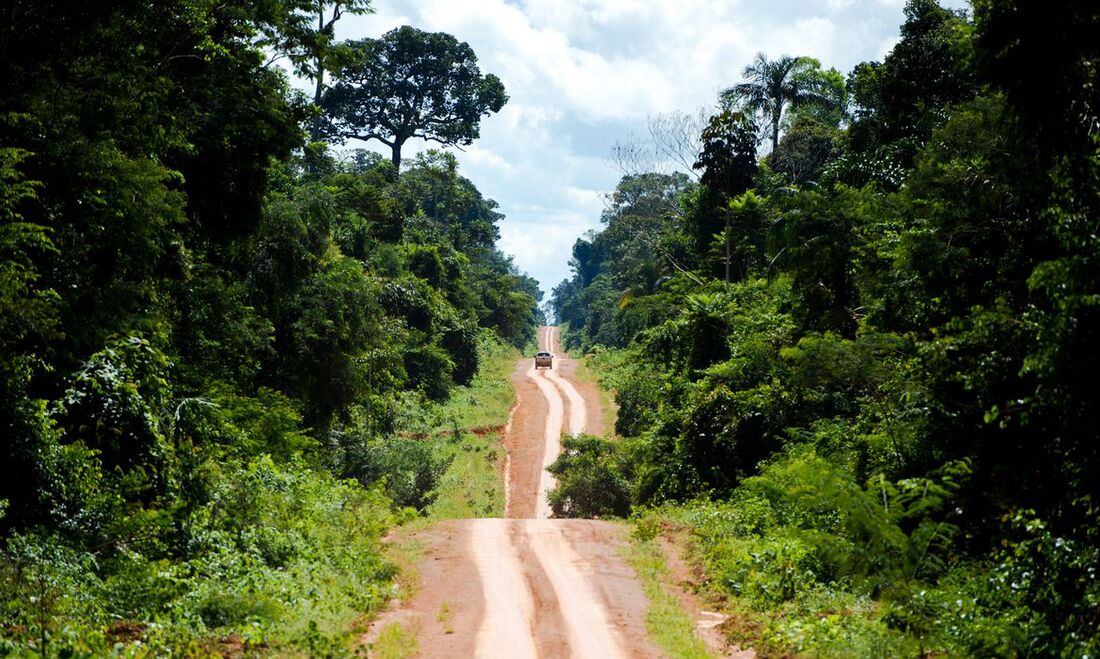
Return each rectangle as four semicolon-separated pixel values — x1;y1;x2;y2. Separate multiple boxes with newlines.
527;363;564;519
545;368;585;437
523;520;630;658
545;325;587;437
470;519;539;659
527;324;587;518
371;326;660;658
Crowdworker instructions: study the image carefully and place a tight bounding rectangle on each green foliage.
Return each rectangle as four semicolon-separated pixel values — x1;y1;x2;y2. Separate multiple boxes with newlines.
0;1;538;652
768;117;844;185
848;0;975;151
0;147;56;354
589;346;667;438
323;26;508;169
553;172;696;350
552;4;1100;653
707;191;768;282
548;436;634;518
56;336;174;502
331;430;451;511
202;385;318;460
723;53;841;152
0;457;395;655
694;111;758;199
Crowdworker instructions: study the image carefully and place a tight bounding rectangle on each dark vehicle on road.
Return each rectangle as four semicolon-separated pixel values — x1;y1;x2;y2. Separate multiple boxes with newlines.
535;351;553;369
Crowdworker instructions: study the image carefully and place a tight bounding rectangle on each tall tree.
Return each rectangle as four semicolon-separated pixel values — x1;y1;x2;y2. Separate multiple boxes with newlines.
321;26;508;170
722;53;835;152
847;0;974;150
307;2;373;106
693;111;759;280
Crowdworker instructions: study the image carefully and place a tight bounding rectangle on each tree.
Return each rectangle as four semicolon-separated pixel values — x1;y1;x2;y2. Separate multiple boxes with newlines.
847;0;974;151
694;112;758;198
769;116;844;184
276;1;376;141
785;63;848;128
693;111;759;278
322;26;508;171
609;108;711;180
722;53;836;153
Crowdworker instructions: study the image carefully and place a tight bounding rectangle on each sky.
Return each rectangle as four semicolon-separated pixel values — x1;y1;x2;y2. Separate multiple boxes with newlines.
326;0;969;299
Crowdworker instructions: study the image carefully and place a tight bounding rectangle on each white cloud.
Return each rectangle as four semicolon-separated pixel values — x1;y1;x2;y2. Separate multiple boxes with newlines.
331;0;955;295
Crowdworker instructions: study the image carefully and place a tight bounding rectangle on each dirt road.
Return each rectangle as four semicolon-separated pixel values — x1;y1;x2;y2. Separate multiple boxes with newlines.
504;325;605;519
369;327;661;658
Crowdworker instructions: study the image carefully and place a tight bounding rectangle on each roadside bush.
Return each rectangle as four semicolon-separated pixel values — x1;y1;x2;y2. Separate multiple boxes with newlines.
713;532;823;606
0;456;397;655
330;429;451;511
54;335;174;506
548;435;633;518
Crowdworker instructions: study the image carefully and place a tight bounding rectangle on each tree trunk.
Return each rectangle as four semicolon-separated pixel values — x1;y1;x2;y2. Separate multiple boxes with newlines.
725;216;732;284
391;140;403;172
309;5;326;143
771;106;781;153
309;72;325;143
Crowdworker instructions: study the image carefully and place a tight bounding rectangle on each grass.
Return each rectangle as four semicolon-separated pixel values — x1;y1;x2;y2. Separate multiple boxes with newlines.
443;337;521;432
573;354;619;438
645;503;923;658
556;322;620;437
368;622;418;659
436;602;454;635
622;526;714;659
421;335;519;520
424;431;505;519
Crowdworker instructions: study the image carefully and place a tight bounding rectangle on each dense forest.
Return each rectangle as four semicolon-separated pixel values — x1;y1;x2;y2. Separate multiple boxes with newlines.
551;0;1100;655
3;0;1099;655
0;0;539;653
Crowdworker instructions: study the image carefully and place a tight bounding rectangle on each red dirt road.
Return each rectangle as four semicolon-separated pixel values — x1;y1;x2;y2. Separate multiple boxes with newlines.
366;326;666;657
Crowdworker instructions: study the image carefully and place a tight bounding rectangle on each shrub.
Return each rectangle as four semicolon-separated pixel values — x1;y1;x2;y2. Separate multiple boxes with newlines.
0;456;397;655
548;435;633;518
330;430;451;511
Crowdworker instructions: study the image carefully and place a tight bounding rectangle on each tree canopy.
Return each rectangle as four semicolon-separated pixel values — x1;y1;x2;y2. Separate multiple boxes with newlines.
0;3;536;652
550;1;1100;654
722;53;837;152
322;26;508;170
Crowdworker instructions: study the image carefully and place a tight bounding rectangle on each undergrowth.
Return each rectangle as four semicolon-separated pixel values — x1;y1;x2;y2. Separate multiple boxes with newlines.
0;456;398;656
630;451;1092;657
0;336;518;656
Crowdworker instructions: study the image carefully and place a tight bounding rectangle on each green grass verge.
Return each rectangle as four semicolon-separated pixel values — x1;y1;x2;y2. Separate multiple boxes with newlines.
557;322;619;437
424;431;505;520
573;354;619;438
622;526;714;659
422;336;518;520
368;621;419;659
440;337;521;433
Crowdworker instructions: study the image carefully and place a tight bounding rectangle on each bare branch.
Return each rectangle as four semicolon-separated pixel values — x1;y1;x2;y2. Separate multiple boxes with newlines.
609;106;715;181
647;107;711;179
608;132;661;178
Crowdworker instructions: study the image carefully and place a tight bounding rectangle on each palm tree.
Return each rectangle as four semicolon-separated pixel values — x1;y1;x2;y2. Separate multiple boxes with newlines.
723;53;835;153
617;258;671;310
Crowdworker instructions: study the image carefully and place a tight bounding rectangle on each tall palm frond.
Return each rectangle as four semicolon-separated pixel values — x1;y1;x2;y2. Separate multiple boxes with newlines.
618;259;671;310
722;53;837;152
